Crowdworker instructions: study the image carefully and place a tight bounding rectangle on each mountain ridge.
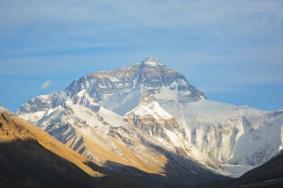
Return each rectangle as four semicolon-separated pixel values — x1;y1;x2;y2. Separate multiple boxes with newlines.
18;57;283;178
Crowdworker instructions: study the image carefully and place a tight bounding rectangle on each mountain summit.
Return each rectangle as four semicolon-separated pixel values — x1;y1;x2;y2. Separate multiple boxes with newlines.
142;57;161;67
19;58;205;115
67;56;205;102
18;58;283;179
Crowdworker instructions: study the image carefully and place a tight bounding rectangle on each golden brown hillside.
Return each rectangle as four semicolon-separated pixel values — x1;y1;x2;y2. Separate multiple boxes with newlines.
0;109;99;176
0;109;102;188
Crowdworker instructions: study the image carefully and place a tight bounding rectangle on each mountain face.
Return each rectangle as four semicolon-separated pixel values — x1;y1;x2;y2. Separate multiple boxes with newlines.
18;57;283;179
155;99;283;177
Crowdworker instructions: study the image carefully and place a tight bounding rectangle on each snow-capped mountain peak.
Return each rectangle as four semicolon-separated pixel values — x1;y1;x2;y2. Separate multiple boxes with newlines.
19;58;205;116
17;57;283;178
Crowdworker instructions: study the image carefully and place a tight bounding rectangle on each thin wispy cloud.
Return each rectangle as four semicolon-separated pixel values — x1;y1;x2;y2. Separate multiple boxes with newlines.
41;80;52;89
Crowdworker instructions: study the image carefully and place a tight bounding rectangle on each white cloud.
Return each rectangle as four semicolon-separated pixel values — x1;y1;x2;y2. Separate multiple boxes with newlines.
41;80;52;89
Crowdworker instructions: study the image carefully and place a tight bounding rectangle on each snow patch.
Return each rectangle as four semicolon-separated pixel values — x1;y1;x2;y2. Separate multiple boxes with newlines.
126;99;173;122
143;57;160;67
164;129;180;146
102;89;141;115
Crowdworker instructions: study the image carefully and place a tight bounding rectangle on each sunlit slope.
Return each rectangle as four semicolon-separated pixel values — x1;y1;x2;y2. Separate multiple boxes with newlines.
0;109;99;177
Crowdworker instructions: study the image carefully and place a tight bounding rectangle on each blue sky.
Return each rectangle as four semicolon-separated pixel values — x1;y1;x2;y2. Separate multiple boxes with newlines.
0;0;283;112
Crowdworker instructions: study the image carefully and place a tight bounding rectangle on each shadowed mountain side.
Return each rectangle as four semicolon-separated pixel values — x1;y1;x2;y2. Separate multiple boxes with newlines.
0;139;224;188
231;151;283;188
194;151;283;188
84;142;227;188
0;140;94;188
86;161;165;188
0;140;226;188
91;142;283;188
2;130;282;188
145;142;227;187
147;143;219;176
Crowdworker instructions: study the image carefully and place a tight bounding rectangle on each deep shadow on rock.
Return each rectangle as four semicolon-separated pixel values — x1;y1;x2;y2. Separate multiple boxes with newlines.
1;139;283;188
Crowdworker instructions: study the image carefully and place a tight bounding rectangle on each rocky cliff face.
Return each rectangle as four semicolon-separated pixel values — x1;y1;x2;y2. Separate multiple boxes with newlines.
124;96;179;142
18;57;283;178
